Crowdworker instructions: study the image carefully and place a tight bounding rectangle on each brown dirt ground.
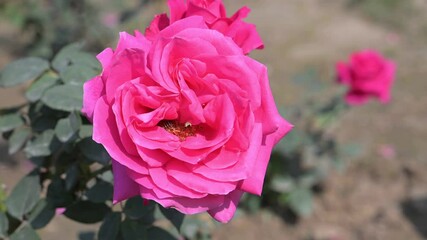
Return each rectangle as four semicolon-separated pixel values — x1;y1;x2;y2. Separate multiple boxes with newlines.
1;0;427;239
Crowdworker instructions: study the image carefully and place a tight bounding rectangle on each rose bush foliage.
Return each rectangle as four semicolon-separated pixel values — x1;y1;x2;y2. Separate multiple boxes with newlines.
336;50;396;105
82;2;292;223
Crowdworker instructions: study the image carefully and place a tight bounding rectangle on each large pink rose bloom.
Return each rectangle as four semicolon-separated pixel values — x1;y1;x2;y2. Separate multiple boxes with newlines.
336;50;396;105
82;16;292;223
146;0;264;54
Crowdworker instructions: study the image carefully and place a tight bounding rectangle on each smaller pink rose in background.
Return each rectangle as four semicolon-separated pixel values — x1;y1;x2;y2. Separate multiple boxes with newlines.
336;50;396;105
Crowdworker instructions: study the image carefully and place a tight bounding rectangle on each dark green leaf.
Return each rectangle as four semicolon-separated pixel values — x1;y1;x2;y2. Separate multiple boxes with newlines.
85;180;113;203
25;72;59;102
8;127;31;155
10;225;40;240
147;227;176;240
65;164;80;191
98;212;121;240
0;113;23;133
0;212;8;238
78;231;95;240
55;112;81;142
286;188;313;217
46;178;74;208
159;206;184;231
51;43;84;73
0;57;49;87
124;197;155;222
42;84;83;112
52;44;100;73
28;199;55;229
24;130;56;157
64;201;110;224
120;219;148;240
61;65;98;86
6;174;41;220
79;138;110;165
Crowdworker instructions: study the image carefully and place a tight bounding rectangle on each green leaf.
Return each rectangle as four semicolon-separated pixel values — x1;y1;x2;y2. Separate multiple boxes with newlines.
64;201;110;224
0;113;23;133
61;65;98;86
10;225;40;240
98;212;121;240
120;219;148;240
124;197;155;223
270;176;295;193
0;212;8;238
286;188;313;217
52;44;100;73
180;217;201;239
6;174;41;220
46;178;74;208
79;138;110;165
51;43;84;72
28;199;55;230
25;72;59;102
158;206;184;231
24;130;56;157
8;127;31;155
147;227;176;240
0;57;49;87
65;164;80;191
55;112;81;142
85;180;113;203
78;231;95;240
78;125;93;139
292;68;324;93
42;84;83;112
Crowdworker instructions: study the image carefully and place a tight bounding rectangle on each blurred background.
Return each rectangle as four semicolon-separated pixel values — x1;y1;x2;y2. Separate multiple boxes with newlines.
1;0;427;239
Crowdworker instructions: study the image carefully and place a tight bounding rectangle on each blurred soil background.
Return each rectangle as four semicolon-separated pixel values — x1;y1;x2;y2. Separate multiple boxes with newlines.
1;0;427;239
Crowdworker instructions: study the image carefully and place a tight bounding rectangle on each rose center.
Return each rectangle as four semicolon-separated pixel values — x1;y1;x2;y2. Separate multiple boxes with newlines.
158;120;198;141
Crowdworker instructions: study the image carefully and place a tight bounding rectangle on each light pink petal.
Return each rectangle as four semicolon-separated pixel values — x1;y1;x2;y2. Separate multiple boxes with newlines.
158;16;208;39
240;119;292;195
105;49;147;102
116;31;151;53
112;161;139;204
142;188;225;215
97;48;114;70
208;190;243;223
82;76;104;122
166;161;238;195
92;96;149;175
168;0;188;23
148;167;208;198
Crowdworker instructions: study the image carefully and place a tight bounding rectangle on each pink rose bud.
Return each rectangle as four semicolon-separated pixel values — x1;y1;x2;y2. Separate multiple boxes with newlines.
82;3;292;223
336;50;396;105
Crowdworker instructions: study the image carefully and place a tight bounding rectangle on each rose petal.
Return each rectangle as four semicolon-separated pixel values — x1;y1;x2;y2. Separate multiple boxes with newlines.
82;76;104;122
93;96;149;175
112;161;140;204
208;190;243;223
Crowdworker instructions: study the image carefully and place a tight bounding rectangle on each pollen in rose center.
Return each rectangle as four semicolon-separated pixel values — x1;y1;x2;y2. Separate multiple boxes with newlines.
158;120;198;141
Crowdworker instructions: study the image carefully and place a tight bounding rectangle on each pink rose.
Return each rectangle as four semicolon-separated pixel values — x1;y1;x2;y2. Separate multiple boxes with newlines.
336;50;396;105
82;16;291;223
145;0;264;55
